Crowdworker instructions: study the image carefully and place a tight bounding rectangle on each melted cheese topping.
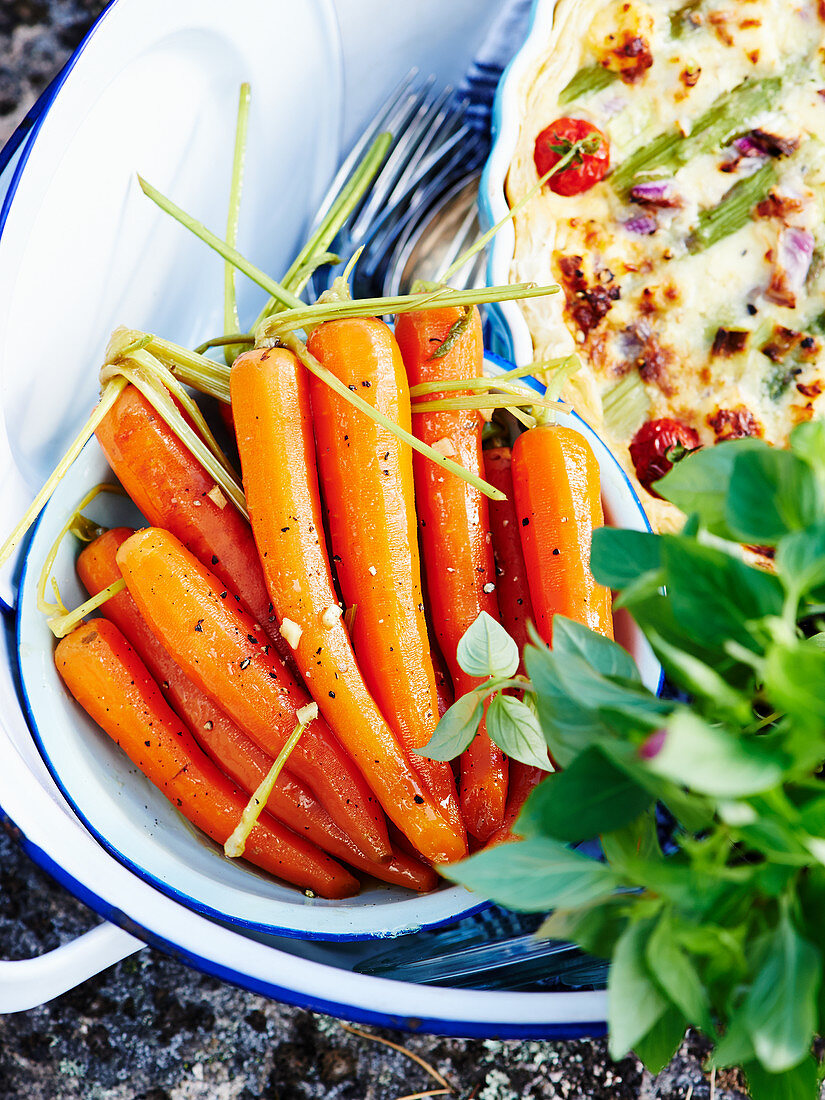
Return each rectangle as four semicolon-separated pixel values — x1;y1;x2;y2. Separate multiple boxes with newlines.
507;0;825;529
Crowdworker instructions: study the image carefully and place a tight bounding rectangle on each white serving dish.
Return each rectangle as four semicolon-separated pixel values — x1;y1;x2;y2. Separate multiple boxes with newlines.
0;0;650;1030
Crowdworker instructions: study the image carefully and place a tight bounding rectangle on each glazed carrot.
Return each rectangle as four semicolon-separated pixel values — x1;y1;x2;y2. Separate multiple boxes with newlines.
115;527;391;864
483;446;548;840
307;317;465;846
395;306;508;842
230;346;467;866
511;424;613;645
55;619;357;899
95;384;294;669
76;529;434;892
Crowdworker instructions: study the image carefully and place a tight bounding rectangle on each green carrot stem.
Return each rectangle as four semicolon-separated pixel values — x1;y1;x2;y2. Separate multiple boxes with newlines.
259;282;559;338
283;333;505;502
224;703;317;857
193;334;254;356
37;483;122;618
224;83;251;366
137;175;303;312
559;64;619;105
686;161;776;253
411;393;555;414
439;137;598;284
252;131;392;326
147;335;233;402
0;378;127;571
611;74;782;196
48;579;126;639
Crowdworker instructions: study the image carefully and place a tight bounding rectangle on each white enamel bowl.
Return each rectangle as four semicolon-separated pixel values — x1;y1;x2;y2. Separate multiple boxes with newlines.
0;0;655;1029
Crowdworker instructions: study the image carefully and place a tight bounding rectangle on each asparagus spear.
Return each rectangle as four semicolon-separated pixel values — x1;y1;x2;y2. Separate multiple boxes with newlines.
559;64;620;105
669;0;703;39
611;74;782;196
686;162;776;254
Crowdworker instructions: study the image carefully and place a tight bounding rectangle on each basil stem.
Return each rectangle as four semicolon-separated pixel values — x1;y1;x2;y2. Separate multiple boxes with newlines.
559;64;619;105
611;75;782;196
686;162;776;254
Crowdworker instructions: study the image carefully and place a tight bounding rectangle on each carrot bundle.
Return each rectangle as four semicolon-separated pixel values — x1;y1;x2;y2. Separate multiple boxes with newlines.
395;306;508;843
77;528;435;891
306;316;465;846
55;618;358;899
114;526;392;865
511;424;613;645
230;346;468;866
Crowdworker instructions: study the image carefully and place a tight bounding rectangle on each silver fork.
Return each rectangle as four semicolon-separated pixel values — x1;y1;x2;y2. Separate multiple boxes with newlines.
309;70;488;300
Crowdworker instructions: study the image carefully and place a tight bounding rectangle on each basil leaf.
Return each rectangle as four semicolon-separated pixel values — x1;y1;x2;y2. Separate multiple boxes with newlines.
743;1057;819;1100
725;447;822;544
516;746;652;843
742;910;820;1073
632;1003;687;1075
485;693;551;770
646;629;751;723
646;711;786;797
552;615;641;682
656;439;764;538
646;912;714;1034
590;527;662;588
600;812;662;868
419;691;482;761
790;419;825;475
440;836;619;912
608;917;669;1060
776;521;825;600
763;642;825;727
456;611;519;679
538;897;630;959
661;536;784;652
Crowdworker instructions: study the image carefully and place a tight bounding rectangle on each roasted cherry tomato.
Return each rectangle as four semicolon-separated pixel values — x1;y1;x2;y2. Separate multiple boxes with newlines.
629;417;700;497
533;118;610;197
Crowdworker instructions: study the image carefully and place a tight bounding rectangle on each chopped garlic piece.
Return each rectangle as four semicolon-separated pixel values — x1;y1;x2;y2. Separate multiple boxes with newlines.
206;484;227;509
279;618;303;649
368;565;377;576
431;437;457;458
321;604;343;628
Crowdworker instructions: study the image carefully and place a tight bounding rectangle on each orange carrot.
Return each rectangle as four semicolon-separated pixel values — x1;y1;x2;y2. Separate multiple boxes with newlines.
306;317;465;846
95;384;294;669
483;446;549;840
55;618;357;899
395;306;508;842
230;346;467;866
115;526;391;864
511;424;613;645
76;529;434;892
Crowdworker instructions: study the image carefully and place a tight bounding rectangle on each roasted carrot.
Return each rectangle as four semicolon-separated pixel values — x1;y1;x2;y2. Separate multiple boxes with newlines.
306;317;465;846
483;446;548;841
115;526;391;864
77;529;434;892
55;619;358;899
511;424;613;645
95;384;294;669
230;346;468;866
395;306;508;842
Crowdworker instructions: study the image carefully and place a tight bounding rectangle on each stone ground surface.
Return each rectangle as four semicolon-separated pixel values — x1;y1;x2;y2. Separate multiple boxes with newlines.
0;2;765;1097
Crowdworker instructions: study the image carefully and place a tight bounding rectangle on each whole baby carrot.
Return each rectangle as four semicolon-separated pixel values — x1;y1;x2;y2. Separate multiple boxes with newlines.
230;346;467;866
483;446;548;840
115;527;391;864
76;529;434;892
95;384;293;668
307;317;465;847
55;619;358;898
395;306;508;842
511;424;613;645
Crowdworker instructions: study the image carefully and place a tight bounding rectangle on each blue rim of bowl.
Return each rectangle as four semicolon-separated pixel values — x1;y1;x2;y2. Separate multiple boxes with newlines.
0;0;120;617
14;473;488;941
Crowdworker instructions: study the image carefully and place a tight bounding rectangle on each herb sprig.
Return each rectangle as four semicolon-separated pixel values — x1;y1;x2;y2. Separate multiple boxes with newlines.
425;424;825;1098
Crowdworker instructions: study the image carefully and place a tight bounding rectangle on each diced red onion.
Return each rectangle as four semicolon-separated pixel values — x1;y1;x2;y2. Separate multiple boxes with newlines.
623;214;658;235
629;181;681;208
766;227;814;309
733;135;763;157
